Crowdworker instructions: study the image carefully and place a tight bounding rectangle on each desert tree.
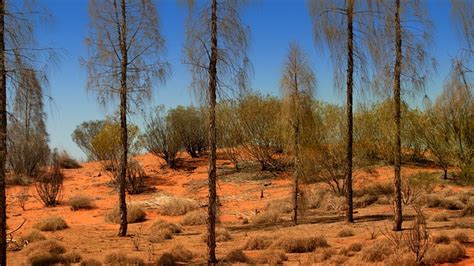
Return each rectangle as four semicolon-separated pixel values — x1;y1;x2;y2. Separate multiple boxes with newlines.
84;0;169;236
308;0;373;223
451;0;473;56
72;120;107;161
183;0;251;262
280;43;316;225
369;0;434;231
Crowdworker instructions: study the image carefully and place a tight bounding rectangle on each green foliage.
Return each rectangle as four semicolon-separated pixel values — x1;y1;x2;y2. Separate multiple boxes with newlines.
72;120;106;161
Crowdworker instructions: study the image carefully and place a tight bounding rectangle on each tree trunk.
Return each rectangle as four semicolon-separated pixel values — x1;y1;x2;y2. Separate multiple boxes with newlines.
393;0;403;231
293;122;300;225
345;0;354;223
118;0;128;237
0;0;6;263
207;0;218;263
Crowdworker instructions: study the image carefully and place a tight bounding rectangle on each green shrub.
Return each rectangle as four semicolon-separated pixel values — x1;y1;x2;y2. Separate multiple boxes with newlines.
105;204;146;224
33;216;68;231
69;194;94;211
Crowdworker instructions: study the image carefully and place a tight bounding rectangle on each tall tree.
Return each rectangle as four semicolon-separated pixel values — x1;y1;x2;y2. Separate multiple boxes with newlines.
184;0;250;262
369;0;433;231
85;0;168;237
308;0;372;223
280;42;315;225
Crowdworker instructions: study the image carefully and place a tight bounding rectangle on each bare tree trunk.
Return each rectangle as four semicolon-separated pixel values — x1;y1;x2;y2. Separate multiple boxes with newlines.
0;0;6;263
292;73;300;226
345;0;354;223
393;0;403;231
118;0;128;237
207;0;218;263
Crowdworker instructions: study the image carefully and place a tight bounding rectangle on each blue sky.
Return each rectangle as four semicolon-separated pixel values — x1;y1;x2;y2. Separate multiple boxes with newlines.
36;0;466;159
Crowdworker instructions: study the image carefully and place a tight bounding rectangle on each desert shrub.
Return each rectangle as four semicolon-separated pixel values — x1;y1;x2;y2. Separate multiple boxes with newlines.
25;239;67;255
251;210;281;225
264;199;292;213
58;150;81;169
181;210;207;226
27;251;66;266
361;239;393;262
347;242;363;252
243;234;275;250
104;252;145;266
272;235;329;253
256;249;287;264
354;194;378;208
301;189;329;209
69;194;94;211
150;220;182;234
80;258;103;266
35;155;64;207
170;244;193;263
20;229;46;243
222;249;251;263
384;249;417;266
424;195;464;210
72;120;107;161
433;234;451;244
461;202;474;216
33;216;68;231
155;252;175;266
126;159;148;195
6;174;33;186
337;228;354;237
148;228;173;243
201;228;231;243
430;212;449;222
329;255;348;264
63;251;82;263
158;197;199;216
105;203;146;224
355;182;394;197
453;231;469;244
312;247;335;262
424;242;466;264
13;187;30;211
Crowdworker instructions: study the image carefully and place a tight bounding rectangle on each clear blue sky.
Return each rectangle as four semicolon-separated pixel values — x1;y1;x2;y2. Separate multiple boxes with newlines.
36;0;466;159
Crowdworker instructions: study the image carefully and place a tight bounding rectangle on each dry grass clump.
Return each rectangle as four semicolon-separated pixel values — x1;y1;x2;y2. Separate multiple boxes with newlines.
181;210;207;226
337;228;354;237
158;197;199;216
63;251;82;263
33;216;68;231
250;210;281;225
20;229;46;243
384;250;416;266
201;228;231;243
361;239;393;262
150;220;182;234
25;239;66;255
105;204;146;224
80;258;102;266
424;195;464;210
25;240;80;266
424;242;466;264
69;194;94;211
433;234;451;244
264;199;292;213
170;244;193;263
222;249;251;263
155;252;175;266
148;228;173;243
453;231;469;244
272;235;329;253
329;255;349;264
256;249;287;264
243;234;276;250
347;242;363;252
104;252;145;265
28;251;66;266
461;202;474;216
354;194;378;208
430;212;449;222
312;247;336;262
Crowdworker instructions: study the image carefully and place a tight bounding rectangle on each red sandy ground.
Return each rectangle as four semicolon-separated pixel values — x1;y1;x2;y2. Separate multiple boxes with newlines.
5;152;474;265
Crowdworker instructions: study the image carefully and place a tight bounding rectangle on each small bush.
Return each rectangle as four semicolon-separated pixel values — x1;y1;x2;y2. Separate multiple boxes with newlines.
251;210;281;225
201;227;231;243
273;236;329;253
169;244;193;263
453;232;469;244
337;228;354;237
69;194;94;211
158;197;199;216
105;204;146;224
430;212;449;222
384;250;417;266
354;194;378;208
222;249;250;263
80;258;102;266
433;234;451;244
58;151;81;169
28;251;65;266
25;239;67;255
347;242;363;252
329;255;348;264
461;202;474;216
256;249;287;264
33;216;68;231
148;228;173;243
63;251;82;263
312;247;335;262
424;242;466;264
361;239;393;262
35;161;64;207
155;252;175;266
126;159;148;195
264;199;292;213
425;195;464;210
150;220;182;234
243;234;275;250
20;229;46;243
181;210;207;226
104;252;145;266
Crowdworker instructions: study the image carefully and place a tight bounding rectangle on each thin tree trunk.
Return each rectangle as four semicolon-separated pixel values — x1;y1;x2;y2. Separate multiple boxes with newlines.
292;73;300;225
393;0;403;231
118;0;128;237
345;0;354;223
0;0;6;263
207;0;218;263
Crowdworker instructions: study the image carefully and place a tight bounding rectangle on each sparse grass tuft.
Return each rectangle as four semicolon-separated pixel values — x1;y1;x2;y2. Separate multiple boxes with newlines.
337;228;354;237
63;251;82;263
361;239;393;262
453;231;469;244
150;220;182;234
158;197;199;216
148;228;173;243
347;242;363;252
243;234;275;250
272;235;329;253
170;244;193;262
33;216;68;232
181;210;207;226
256;249;287;264
424;242;466;264
222;249;251;263
433;234;451;244
69;194;94;211
251;210;281;225
430;212;449;222
105;204;146;224
20;229;46;243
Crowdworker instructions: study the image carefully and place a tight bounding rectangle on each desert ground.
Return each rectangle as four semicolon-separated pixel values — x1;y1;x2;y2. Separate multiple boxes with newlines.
5;152;474;265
